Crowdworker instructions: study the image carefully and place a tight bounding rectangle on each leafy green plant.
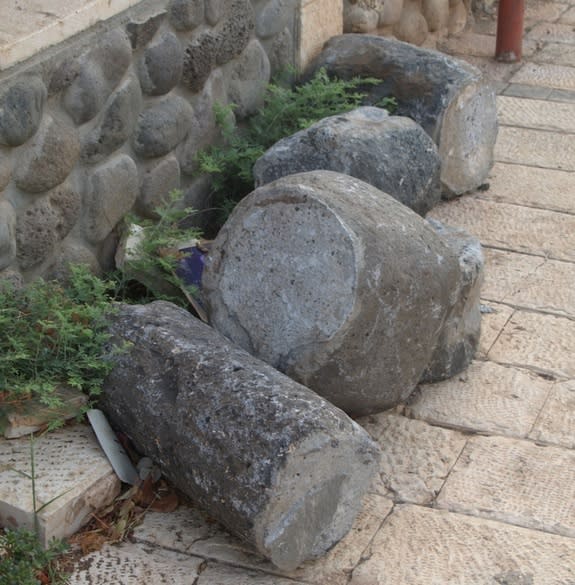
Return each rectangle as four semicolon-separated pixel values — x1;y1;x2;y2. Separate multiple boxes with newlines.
0;264;116;410
196;68;397;222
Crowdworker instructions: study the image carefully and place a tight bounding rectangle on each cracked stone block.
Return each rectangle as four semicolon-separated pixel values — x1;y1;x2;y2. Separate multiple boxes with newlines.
510;62;575;91
350;505;575;584
437;435;575;537
488;310;575;378
497;95;575;133
476;301;514;359
530;379;575;449
0;425;120;546
197;564;309;585
409;361;552;437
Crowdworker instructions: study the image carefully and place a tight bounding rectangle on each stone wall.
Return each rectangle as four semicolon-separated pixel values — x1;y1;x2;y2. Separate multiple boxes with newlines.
0;0;313;285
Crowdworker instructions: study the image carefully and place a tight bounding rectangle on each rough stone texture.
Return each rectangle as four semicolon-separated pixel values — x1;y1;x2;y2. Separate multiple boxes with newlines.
0;200;17;271
133;95;194;158
421;220;483;383
0;77;46;147
137;31;183;96
225;39;271;119
367;414;467;504
0;425;120;546
82;155;139;244
254;107;441;216
101;301;380;571
476;301;513;359
15;182;81;270
138;155;181;217
437;435;575;537
312;35;498;197
81;76;142;164
204;171;460;416
409;361;553;437
257;0;297;38
63;29;132;125
345;3;380;34
350;505;575;585
0;268;23;288
14;114;80;193
125;10;166;49
168;0;205;31
530;380;575;450
216;0;256;66
182;29;220;92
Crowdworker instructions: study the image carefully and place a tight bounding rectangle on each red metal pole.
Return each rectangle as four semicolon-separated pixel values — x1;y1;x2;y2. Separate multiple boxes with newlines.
495;0;525;62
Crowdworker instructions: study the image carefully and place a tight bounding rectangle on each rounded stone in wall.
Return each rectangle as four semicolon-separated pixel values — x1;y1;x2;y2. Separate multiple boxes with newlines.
0;200;17;271
205;0;224;25
14;114;80;194
380;0;405;26
168;0;205;31
257;0;296;39
133;96;194;158
345;5;380;34
83;155;139;244
0;148;12;192
216;0;255;66
449;0;468;34
138;32;183;96
182;30;220;93
82;76;143;165
47;239;103;281
422;0;450;32
226;39;271;119
268;27;294;75
394;0;429;45
138;155;181;217
0;78;47;147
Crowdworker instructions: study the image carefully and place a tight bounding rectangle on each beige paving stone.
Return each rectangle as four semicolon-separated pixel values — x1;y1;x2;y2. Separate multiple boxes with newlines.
481;161;575;214
439;33;537;58
489;310;575;377
437;435;575;537
428;197;575;262
0;424;120;546
525;1;571;23
134;493;393;585
532;42;575;67
364;414;467;505
495;126;575;170
477;301;514;358
350;505;575;585
69;542;204;584
197;564;310;585
510;62;575;91
409;361;553;437
454;54;521;83
497;95;575;132
530;379;575;448
527;22;575;44
559;6;575;24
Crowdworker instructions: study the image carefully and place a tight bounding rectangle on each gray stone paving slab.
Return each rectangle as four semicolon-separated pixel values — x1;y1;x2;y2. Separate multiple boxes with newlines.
453;54;521;83
488;310;575;378
559;6;575;24
409;361;553;437
530;379;575;448
350;505;575;585
497;95;575;132
495;126;575;170
68;542;205;584
481;161;575;214
197;564;310;585
527;22;575;44
365;414;467;505
439;33;538;59
477;301;514;358
525;1;571;23
501;82;553;99
428;197;575;262
532;42;575;67
549;86;575;101
437;435;575;537
510;62;575;90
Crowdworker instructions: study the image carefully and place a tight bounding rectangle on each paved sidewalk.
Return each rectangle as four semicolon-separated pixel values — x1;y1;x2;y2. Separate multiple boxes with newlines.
69;4;575;584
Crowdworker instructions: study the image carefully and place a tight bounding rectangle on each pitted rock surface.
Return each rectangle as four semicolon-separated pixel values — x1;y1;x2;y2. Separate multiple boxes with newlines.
168;0;205;30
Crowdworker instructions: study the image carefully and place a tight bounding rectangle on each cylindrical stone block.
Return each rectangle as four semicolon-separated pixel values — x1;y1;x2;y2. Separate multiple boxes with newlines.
101;300;380;571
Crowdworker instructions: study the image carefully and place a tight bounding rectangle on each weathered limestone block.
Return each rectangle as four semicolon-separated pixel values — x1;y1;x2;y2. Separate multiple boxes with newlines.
83;155;138;244
225;39;271;119
126;11;166;49
216;0;255;65
14;115;80;193
63;30;132;125
394;0;429;45
257;0;297;38
138;155;181;217
312;35;498;196
168;0;205;31
205;0;224;25
15;183;81;270
420;219;484;383
101;300;380;571
204;171;460;416
0;200;17;271
253;107;441;216
81;77;142;164
0;78;47;147
133;96;194;158
137;32;183;96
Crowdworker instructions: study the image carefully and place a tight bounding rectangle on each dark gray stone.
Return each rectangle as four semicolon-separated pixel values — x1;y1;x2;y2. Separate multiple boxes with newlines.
0;200;17;271
126;11;166;49
254;107;441;216
203;170;460;416
133;96;194;158
47;58;82;96
138;32;183;96
216;0;255;65
267;27;295;78
63;29;133;125
256;0;296;39
205;0;224;25
420;219;484;383
14;115;80;193
225;39;271;119
81;77;143;164
182;30;220;93
83;155;139;244
0;78;47;147
101;300;380;571
311;34;498;197
138;155;181;217
168;0;205;30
